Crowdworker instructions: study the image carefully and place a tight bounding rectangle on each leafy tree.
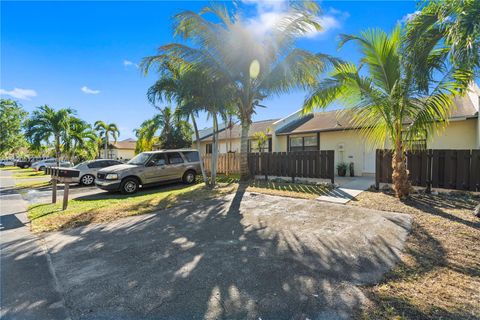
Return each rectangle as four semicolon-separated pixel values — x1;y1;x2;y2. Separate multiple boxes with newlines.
143;1;327;179
25;105;75;165
0;99;28;157
94;121;120;159
303;26;457;198
405;0;480;91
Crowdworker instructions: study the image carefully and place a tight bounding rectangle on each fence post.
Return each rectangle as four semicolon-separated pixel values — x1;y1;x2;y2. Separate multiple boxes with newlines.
426;149;432;193
375;150;380;190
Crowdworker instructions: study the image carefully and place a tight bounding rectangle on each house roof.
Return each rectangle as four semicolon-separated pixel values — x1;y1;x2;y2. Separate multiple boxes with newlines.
276;94;479;135
199;119;278;142
110;138;137;150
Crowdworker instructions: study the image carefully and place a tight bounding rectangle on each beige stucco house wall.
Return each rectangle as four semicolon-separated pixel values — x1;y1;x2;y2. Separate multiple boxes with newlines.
102;139;136;161
427;119;477;150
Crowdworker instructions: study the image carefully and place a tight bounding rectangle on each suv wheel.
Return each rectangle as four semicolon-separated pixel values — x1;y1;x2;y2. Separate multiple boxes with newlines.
39;166;46;171
120;177;139;194
81;174;95;186
0;164;4;168
182;170;196;185
23;165;29;169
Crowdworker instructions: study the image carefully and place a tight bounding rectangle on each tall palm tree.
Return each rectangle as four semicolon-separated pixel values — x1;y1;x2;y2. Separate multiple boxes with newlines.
146;64;236;186
303;26;457;198
25;105;75;166
405;0;480;91
142;2;327;179
94;121;119;159
64;118;98;162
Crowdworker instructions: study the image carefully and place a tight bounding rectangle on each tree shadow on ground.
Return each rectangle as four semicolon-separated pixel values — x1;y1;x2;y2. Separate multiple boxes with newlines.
19;185;419;320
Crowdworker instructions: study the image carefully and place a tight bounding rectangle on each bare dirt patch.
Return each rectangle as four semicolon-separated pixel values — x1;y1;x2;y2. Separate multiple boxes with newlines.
351;190;480;319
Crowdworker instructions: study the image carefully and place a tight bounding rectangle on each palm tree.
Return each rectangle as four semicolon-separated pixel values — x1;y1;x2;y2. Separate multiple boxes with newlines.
25;105;75;166
142;2;327;179
64;118;98;162
146;64;236;187
94;121;119;159
303;26;457;198
405;0;480;91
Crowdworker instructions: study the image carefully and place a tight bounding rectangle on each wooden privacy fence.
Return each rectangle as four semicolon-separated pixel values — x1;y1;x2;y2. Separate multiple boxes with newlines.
376;149;480;191
203;153;240;174
248;151;335;183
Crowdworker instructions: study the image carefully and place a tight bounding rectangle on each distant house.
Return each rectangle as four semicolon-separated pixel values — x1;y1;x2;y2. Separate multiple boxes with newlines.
195;83;480;176
102;138;136;161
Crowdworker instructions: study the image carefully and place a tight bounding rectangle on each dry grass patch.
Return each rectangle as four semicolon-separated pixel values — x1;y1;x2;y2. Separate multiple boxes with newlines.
28;183;236;233
351;190;480;320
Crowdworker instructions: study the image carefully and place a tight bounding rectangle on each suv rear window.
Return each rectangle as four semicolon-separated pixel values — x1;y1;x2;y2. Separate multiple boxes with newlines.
166;152;184;164
182;151;200;162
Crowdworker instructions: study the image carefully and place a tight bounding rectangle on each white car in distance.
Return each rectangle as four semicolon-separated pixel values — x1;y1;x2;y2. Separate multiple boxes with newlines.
72;159;123;186
31;159;73;171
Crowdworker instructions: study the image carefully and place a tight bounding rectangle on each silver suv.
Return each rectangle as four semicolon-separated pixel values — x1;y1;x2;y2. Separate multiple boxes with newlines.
95;149;201;194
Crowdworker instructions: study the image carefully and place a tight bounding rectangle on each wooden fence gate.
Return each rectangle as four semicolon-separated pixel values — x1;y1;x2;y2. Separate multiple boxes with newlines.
376;149;480;191
248;150;335;183
203;153;240;174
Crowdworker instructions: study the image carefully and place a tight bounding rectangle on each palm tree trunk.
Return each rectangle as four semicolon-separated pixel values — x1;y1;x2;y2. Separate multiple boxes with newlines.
211;113;219;187
191;113;209;186
104;135;108;159
239;120;250;180
54;135;60;167
392;136;411;198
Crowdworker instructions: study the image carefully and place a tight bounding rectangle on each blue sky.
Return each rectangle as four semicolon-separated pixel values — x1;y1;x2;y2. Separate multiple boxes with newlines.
1;1;417;139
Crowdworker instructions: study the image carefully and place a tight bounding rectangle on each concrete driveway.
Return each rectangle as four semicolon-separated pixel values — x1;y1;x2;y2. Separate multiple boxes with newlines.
42;187;412;320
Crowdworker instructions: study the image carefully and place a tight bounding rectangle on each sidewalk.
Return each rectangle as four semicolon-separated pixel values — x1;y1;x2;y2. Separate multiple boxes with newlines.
0;170;70;320
317;176;374;204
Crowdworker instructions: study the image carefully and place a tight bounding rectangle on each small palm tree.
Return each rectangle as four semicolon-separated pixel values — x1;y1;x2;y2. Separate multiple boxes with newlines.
25;105;75;166
405;0;480;91
303;26;457;198
64;118;98;162
143;2;328;180
94;121;119;159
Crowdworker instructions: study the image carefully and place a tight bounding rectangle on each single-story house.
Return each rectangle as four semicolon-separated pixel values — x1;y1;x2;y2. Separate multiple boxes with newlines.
101;138;137;161
195;83;480;176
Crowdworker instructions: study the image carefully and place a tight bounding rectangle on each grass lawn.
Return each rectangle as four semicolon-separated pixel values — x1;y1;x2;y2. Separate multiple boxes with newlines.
15;180;51;190
216;174;332;199
0;166;25;172
351;190;480;320
28;183;236;233
13;168;47;179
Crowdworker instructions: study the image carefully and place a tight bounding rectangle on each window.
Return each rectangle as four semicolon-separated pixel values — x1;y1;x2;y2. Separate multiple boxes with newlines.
166;152;184;164
304;136;318;151
149;154;167;166
289;137;303;152
182;151;200;162
206;143;213;154
88;160;107;169
289;135;318;152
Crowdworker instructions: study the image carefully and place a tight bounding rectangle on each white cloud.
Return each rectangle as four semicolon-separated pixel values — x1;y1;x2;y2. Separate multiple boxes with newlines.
81;86;100;95
243;1;348;38
123;59;139;68
0;88;37;100
402;10;420;23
